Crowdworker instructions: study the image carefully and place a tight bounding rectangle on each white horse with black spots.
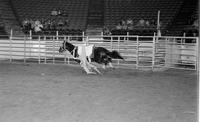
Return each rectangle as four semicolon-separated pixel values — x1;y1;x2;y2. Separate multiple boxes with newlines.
59;40;124;74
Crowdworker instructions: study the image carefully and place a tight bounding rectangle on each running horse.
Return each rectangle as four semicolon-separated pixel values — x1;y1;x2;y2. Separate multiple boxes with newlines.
59;40;124;74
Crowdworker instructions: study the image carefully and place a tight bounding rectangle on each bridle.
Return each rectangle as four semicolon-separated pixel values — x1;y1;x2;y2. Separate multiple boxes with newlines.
61;40;78;57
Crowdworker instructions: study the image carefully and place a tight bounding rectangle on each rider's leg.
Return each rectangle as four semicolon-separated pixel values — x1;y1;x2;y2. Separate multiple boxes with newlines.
80;44;96;74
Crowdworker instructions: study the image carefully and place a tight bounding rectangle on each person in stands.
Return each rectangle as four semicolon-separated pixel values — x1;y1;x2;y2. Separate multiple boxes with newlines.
34;20;43;33
51;9;58;16
192;19;198;28
126;17;133;30
138;19;145;27
145;20;150;27
103;26;111;35
116;23;122;30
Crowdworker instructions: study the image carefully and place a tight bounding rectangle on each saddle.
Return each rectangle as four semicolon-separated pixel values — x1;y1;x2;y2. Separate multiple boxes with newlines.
76;44;95;59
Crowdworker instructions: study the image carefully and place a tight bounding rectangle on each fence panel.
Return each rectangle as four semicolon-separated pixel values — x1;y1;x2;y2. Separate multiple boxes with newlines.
156;36;198;70
0;35;198;71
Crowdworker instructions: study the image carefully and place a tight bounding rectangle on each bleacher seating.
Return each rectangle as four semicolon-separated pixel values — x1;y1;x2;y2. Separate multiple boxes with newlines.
166;0;198;36
0;0;197;37
11;0;89;35
104;0;183;36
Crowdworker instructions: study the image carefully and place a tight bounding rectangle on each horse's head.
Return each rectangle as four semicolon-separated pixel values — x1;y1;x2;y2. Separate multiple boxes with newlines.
59;41;66;53
59;40;74;53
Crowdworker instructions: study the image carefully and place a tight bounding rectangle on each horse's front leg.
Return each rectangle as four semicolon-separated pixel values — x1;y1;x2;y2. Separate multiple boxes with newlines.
87;56;92;63
80;60;96;74
108;62;114;68
102;64;106;69
86;61;101;74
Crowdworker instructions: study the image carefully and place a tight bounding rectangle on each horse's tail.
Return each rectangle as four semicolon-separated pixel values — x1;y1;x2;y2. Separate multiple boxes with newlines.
108;50;124;60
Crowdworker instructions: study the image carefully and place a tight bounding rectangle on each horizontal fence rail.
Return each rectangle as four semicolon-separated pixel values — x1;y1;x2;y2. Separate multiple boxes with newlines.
0;35;198;71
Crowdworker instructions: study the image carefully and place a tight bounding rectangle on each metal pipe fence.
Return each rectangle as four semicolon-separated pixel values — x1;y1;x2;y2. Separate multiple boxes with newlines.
0;34;198;71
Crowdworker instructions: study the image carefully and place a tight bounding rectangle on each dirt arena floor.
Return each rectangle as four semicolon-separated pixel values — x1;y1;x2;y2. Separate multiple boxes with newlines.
0;63;198;122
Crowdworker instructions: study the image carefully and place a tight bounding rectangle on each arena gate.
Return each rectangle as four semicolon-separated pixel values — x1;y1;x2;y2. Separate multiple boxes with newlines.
0;35;198;71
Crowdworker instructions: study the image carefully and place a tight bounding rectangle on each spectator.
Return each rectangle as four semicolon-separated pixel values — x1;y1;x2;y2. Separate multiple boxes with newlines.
65;19;69;26
150;19;156;27
43;20;49;30
22;18;29;31
145;20;150;27
34;20;43;33
192;19;198;28
58;9;62;16
126;17;133;26
116;23;122;30
51;9;58;16
122;24;127;30
119;18;126;26
138;19;145;26
126;17;133;30
103;26;111;35
30;19;35;30
127;25;133;30
57;17;64;26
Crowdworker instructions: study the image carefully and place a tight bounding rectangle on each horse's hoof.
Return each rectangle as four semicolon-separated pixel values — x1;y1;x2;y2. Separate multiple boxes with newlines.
87;72;96;75
98;72;103;75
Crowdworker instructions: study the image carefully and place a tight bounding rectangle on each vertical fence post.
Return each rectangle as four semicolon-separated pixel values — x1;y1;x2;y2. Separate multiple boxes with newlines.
126;32;129;41
152;35;156;70
136;36;139;69
63;37;67;64
117;36;120;65
56;31;59;40
24;36;26;63
67;36;70;64
101;31;103;36
183;32;186;43
164;38;168;67
38;36;41;64
10;29;13;39
82;31;85;37
29;30;32;40
110;36;113;51
53;36;55;64
9;29;13;62
44;36;47;64
64;51;67;64
196;37;199;71
85;36;89;45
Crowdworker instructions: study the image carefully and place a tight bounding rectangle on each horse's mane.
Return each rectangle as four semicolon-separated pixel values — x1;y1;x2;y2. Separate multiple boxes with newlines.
64;41;75;52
